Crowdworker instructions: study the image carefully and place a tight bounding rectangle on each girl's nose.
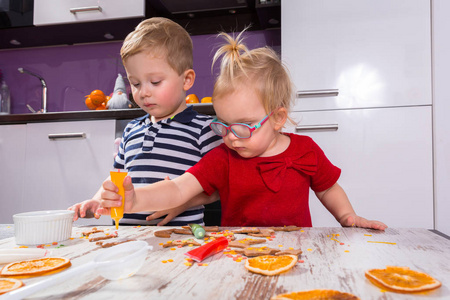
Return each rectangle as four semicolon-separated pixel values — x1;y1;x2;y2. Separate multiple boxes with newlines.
226;129;239;140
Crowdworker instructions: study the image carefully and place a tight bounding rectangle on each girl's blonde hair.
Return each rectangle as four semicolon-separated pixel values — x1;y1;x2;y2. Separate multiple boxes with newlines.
212;30;294;123
121;17;193;75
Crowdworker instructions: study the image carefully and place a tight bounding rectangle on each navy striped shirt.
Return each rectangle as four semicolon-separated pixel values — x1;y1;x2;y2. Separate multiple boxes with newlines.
114;106;222;226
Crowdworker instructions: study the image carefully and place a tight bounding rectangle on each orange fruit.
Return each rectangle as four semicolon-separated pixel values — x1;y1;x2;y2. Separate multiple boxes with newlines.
1;257;71;277
271;289;360;300
95;103;107;110
365;266;441;293
0;278;23;295
85;97;98;110
201;96;212;103
245;255;297;276
88;90;107;105
186;94;200;104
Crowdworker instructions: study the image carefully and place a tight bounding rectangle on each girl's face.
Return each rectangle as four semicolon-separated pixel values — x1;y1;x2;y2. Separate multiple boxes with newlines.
213;87;285;158
125;51;193;122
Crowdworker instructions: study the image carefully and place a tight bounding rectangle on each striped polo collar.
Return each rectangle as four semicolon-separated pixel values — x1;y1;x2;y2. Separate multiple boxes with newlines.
140;106;198;126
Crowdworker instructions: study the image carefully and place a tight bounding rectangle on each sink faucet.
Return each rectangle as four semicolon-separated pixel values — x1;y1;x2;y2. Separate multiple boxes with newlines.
18;67;48;113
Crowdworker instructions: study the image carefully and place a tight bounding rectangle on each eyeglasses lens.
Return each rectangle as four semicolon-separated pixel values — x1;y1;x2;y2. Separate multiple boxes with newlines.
230;124;251;138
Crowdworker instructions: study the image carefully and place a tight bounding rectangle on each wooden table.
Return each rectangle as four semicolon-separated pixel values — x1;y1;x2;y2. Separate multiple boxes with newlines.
0;226;449;299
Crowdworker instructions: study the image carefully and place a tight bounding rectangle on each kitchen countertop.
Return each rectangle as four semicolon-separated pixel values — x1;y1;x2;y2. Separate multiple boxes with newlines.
0;104;215;125
0;224;14;240
0;226;448;299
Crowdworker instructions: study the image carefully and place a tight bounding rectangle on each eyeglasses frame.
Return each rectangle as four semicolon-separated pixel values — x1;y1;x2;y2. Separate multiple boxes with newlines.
210;112;274;139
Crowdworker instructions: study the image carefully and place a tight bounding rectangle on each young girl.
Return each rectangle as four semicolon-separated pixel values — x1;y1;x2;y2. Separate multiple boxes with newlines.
98;30;387;230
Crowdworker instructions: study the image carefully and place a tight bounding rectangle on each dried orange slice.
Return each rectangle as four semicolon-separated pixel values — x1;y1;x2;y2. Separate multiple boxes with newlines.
1;257;71;277
365;266;441;293
0;278;24;295
271;289;360;300
245;255;297;276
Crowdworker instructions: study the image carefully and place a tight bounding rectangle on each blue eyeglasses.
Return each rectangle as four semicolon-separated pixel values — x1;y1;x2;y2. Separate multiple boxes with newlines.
210;112;273;139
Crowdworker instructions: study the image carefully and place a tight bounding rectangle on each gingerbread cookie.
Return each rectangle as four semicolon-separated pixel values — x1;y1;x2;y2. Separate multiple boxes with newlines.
96;238;136;248
154;229;175;238
182;226;220;232
276;249;303;256
88;231;118;242
173;228;192;235
231;227;261;234
248;228;275;238
268;226;302;232
228;238;267;248
228;246;302;257
82;227;103;237
162;239;202;248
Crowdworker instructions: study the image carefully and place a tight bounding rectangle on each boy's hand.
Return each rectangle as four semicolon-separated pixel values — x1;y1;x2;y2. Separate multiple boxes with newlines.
146;208;184;226
96;176;136;215
68;200;101;221
340;214;388;231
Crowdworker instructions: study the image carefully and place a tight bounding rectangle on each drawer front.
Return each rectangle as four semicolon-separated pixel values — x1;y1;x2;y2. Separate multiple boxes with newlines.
23;120;115;212
34;0;144;26
286;106;433;228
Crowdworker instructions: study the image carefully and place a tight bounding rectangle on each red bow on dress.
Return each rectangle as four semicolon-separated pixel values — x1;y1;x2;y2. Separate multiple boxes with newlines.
257;151;317;192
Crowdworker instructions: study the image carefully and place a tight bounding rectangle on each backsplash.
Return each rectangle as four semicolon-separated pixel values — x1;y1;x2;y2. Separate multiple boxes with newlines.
0;29;280;114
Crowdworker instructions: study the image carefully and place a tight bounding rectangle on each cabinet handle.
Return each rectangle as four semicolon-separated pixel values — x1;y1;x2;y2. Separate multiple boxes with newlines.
70;6;102;14
295;124;338;132
48;133;86;140
296;89;339;98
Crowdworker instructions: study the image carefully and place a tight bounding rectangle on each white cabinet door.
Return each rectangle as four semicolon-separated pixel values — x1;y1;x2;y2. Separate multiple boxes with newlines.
432;0;450;237
34;0;144;26
282;0;432;111
0;125;26;223
23;120;115;218
286;106;433;228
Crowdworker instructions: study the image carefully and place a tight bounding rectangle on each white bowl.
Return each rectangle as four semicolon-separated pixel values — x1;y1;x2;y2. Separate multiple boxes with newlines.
13;210;74;245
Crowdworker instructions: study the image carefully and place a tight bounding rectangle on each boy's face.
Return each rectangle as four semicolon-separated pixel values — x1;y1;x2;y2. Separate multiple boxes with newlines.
124;51;191;122
213;87;280;158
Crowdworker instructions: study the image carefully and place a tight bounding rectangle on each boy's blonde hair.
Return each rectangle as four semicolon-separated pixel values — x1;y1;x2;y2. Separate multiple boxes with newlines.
121;17;193;75
212;30;294;122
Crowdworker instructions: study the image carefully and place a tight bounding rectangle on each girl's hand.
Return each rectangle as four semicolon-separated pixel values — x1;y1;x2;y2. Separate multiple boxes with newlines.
340;214;388;231
96;176;136;215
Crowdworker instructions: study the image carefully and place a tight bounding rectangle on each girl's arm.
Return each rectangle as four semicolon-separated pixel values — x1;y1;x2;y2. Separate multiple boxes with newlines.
315;183;387;231
98;172;205;214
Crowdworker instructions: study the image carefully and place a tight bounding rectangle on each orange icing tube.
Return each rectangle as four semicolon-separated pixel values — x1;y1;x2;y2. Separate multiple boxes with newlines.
110;170;128;229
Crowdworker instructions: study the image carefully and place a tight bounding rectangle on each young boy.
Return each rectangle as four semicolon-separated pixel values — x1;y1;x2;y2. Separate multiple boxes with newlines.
68;17;222;226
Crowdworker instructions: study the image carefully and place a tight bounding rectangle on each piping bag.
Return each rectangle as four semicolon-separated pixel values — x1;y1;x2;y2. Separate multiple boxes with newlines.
0;248;50;264
184;237;228;262
188;223;206;239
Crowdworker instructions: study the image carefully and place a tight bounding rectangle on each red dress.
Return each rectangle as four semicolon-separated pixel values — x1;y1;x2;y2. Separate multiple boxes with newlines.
187;133;341;227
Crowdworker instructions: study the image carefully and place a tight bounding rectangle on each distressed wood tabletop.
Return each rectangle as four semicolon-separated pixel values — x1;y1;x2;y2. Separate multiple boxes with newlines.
0;226;448;299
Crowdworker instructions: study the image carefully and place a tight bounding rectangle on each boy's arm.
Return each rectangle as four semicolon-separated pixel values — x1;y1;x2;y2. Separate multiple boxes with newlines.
315;183;387;231
98;172;204;214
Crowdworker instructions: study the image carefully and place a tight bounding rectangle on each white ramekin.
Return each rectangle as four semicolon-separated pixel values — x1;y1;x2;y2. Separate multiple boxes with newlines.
13;210;74;245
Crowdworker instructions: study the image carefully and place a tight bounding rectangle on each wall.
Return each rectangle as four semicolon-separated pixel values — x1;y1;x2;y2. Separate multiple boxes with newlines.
0;29;280;114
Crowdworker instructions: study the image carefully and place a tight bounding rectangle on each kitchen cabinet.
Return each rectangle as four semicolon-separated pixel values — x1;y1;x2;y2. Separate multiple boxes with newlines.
285;106;433;228
34;0;144;26
282;0;431;111
7;120;115;225
282;0;434;228
0;124;26;223
432;0;450;237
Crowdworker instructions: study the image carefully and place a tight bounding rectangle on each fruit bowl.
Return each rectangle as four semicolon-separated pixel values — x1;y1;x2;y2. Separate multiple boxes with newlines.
13;210;74;245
